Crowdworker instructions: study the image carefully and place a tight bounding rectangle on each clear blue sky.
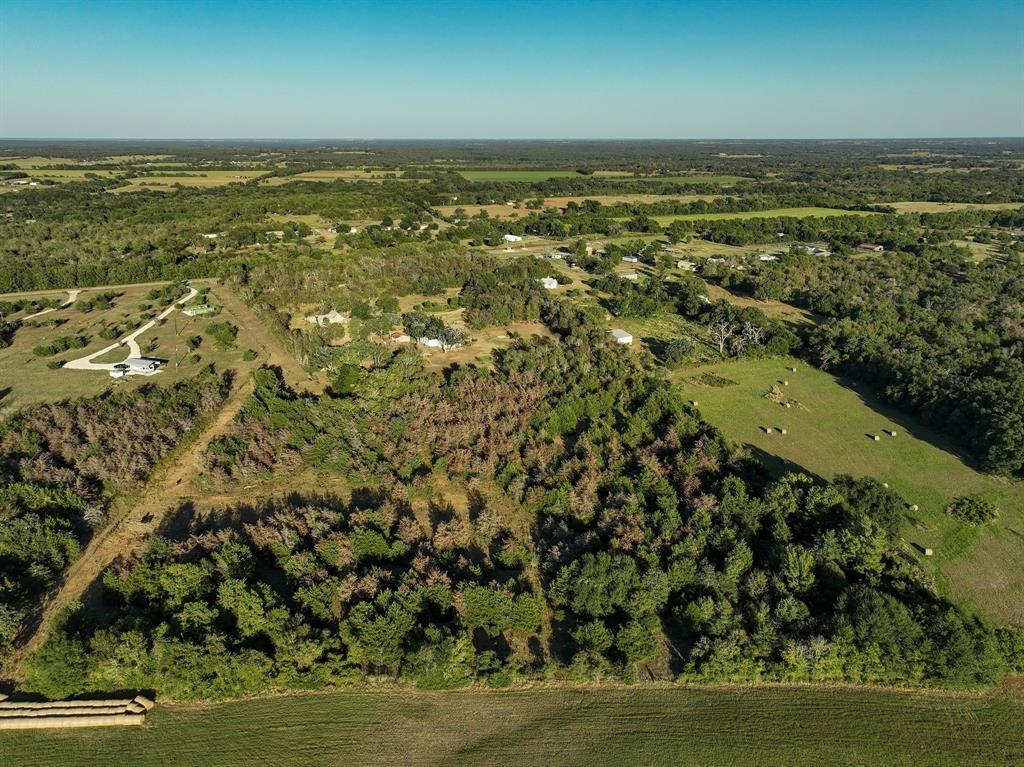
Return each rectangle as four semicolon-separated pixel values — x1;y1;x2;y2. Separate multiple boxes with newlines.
1;0;1022;138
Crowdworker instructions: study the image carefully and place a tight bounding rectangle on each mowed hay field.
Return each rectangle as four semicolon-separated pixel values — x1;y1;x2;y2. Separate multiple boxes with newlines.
110;171;267;192
676;357;1024;624
3;686;1021;767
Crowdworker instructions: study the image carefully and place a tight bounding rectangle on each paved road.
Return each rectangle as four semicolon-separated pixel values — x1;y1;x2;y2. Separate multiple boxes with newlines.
64;287;198;372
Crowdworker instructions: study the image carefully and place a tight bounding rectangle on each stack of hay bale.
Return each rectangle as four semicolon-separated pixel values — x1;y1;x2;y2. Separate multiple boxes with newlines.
0;693;154;729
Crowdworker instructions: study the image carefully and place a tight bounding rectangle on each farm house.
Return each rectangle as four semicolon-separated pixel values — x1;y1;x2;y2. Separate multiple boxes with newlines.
305;309;348;326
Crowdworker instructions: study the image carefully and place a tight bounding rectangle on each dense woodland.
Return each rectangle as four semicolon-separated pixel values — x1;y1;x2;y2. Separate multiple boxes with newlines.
26;305;1024;699
2;139;1023;698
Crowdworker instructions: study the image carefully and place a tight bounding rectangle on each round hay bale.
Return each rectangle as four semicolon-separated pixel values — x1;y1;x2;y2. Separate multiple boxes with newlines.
784;402;791;409
790;366;797;372
873;435;881;441
910;504;919;512
779;428;787;435
882;482;889;488
691;400;698;407
783;380;789;386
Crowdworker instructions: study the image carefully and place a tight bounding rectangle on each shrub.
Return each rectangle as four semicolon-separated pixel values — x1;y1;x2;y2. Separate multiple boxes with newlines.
946;495;997;525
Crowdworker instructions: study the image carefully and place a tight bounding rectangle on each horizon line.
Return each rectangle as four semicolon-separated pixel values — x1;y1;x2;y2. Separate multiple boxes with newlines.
2;136;1023;143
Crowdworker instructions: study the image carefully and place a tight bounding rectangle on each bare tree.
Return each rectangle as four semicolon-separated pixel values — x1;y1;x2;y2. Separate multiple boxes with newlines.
708;320;734;356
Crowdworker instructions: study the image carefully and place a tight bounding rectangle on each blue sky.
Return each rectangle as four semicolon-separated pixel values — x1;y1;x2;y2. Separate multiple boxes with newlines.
1;0;1022;138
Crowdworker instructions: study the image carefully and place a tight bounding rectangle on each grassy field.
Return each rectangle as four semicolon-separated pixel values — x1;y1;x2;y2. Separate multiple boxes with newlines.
675;356;1024;623
0;282;261;415
110;171;267;192
621;207;879;225
2;685;1020;767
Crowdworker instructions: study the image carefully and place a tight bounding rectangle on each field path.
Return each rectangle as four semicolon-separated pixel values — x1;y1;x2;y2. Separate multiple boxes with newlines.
209;282;324;393
4;373;253;681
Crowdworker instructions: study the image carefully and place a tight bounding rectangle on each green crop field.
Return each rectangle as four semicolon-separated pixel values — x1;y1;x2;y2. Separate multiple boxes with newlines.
675;357;1024;624
2;685;1021;767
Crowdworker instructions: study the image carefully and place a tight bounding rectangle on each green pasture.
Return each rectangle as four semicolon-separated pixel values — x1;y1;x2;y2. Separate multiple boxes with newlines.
675;356;1024;624
2;685;1020;767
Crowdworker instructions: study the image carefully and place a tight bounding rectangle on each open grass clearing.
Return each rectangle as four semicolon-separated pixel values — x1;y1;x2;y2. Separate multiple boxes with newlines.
109;171;267;192
1;685;1020;767
674;356;1024;624
0;281;260;415
702;283;815;326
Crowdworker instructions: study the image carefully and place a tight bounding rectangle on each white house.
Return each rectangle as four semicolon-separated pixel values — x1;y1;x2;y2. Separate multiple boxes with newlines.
305;309;348;326
610;329;633;345
538;277;558;290
418;337;444;349
621;255;639;263
113;358;163;376
677;260;697;271
620;272;639;281
503;233;523;242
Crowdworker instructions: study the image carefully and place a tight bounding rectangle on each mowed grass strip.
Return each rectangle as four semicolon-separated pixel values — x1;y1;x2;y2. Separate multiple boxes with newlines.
676;356;1024;623
1;686;1020;767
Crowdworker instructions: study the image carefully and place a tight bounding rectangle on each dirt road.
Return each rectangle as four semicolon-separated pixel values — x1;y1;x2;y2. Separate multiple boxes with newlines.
208;282;324;393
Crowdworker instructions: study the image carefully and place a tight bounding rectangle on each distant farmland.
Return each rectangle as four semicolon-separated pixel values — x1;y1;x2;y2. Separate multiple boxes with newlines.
3;685;1021;767
457;169;632;181
456;169;747;184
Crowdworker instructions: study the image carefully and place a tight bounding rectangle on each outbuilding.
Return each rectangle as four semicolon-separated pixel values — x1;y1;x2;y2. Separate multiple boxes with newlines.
610;329;633;345
858;243;885;252
503;233;523;242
